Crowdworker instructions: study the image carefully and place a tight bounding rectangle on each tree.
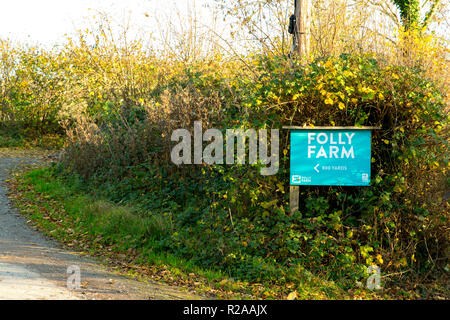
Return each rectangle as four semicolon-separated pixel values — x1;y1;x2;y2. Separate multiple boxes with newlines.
392;0;441;30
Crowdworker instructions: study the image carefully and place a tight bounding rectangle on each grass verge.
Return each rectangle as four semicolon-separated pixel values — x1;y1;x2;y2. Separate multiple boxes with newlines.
7;165;385;300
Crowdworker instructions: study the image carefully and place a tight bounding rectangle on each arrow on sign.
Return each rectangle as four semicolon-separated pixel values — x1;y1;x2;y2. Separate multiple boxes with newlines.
314;164;320;173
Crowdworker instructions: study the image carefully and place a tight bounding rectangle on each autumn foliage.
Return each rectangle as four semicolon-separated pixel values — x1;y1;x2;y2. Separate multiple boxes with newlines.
1;3;448;296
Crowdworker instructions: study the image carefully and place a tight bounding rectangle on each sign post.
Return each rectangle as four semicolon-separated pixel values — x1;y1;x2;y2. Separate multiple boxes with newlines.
284;126;378;213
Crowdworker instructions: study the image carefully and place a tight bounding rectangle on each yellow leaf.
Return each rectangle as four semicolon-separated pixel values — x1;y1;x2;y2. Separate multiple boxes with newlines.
324;97;334;105
376;254;383;264
287;291;298;300
400;257;407;266
218;279;228;286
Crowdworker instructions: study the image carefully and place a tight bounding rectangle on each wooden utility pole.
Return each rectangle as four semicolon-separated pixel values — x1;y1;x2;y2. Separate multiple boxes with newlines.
289;0;311;214
292;0;311;60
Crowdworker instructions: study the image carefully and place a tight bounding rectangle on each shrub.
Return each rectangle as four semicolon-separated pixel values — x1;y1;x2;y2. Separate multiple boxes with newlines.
59;52;448;288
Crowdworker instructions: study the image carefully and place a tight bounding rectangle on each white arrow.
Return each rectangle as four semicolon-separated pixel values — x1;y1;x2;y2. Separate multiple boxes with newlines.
314;164;320;173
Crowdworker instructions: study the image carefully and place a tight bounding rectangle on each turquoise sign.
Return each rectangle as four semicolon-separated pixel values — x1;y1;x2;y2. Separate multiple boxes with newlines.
290;129;372;186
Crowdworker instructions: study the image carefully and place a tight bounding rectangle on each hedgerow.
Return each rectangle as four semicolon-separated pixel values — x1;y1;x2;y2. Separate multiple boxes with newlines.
1;11;448;293
55;52;448;290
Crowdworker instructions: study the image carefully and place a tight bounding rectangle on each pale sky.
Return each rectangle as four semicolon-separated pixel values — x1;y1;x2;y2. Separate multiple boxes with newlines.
0;0;215;46
0;0;446;49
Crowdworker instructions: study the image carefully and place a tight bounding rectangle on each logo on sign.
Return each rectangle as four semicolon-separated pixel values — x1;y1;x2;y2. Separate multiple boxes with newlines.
291;175;311;184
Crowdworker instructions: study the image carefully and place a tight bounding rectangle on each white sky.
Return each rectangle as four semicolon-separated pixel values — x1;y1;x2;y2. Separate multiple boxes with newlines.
0;0;215;46
0;0;447;48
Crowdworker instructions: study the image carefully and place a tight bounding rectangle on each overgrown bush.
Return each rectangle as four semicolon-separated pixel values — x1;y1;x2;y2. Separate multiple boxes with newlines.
0;40;66;132
58;52;448;289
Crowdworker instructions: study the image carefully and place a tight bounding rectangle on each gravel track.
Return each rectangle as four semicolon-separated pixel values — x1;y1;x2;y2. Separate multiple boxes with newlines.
0;149;201;300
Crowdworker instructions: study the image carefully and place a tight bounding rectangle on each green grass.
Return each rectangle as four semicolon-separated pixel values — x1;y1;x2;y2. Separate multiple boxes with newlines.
10;166;376;299
0;124;64;149
12;167;250;297
19;168;225;276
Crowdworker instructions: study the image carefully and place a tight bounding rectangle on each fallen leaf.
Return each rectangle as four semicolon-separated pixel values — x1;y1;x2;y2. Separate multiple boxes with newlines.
287;291;298;300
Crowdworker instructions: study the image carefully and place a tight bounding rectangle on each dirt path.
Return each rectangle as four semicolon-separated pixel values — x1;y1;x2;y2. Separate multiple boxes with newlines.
0;149;202;300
